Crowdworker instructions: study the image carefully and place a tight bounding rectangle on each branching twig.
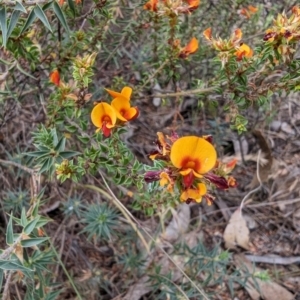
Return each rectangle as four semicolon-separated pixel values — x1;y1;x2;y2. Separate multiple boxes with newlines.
2;271;12;300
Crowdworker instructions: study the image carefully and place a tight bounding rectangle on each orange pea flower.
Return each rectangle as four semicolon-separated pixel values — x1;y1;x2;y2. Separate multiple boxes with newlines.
180;183;207;203
240;5;258;19
144;0;158;12
105;86;132;102
111;98;139;122
203;28;212;41
170;136;217;187
91;102;117;137
50;70;60;86
106;86;139;121
185;0;200;12
179;37;199;58
235;43;253;60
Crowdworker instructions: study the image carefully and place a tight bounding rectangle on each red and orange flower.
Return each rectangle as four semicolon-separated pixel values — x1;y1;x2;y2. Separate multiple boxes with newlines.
144;133;237;205
91;86;139;137
91;102;117;137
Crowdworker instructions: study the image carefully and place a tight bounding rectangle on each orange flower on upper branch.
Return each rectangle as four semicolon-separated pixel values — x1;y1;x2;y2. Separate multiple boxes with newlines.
203;27;253;66
262;7;300;62
177;0;200;13
170;136;217;187
264;6;300;44
240;5;258;19
106;86;139;122
179;37;199;58
59;0;81;5
105;86;132;102
235;43;253;60
144;0;158;12
111;98;139;122
144;0;200;15
50;69;60;86
91;102;117;137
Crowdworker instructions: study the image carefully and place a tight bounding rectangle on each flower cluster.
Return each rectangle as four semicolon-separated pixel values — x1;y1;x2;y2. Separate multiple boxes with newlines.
91;87;139;137
203;28;253;67
144;132;236;205
263;6;300;62
143;0;200;15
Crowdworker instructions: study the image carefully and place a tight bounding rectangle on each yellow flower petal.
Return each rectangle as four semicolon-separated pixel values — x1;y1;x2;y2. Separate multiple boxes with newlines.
111;97;139;121
235;43;253;60
91;102;117;129
105;86;132;101
197;183;207;195
170;136;217;175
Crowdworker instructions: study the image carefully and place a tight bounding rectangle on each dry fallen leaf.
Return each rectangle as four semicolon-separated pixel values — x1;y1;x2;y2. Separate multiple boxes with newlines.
234;254;294;300
223;208;250;250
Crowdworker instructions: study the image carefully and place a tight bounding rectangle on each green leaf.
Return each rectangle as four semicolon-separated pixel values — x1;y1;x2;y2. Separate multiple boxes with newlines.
77;136;90;144
34;5;52;33
7;10;21;39
16;62;38;80
21;208;27;227
54;137;66;152
25;150;50;158
14;1;27;13
24;216;40;235
52;1;70;34
21;237;49;247
42;1;54;11
59;151;81;159
39;158;53;174
0;260;33;272
0;7;7;47
67;0;76;17
20;8;36;35
6;214;14;245
35;216;51;228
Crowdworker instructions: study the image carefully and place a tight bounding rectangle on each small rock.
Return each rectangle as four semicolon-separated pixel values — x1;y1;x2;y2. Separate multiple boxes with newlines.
152;83;162;107
281;122;296;135
270;120;281;132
